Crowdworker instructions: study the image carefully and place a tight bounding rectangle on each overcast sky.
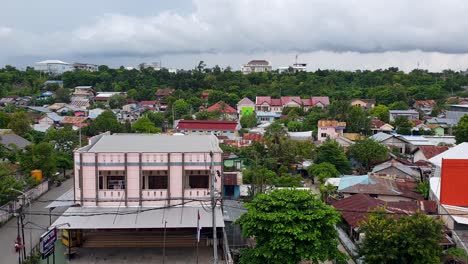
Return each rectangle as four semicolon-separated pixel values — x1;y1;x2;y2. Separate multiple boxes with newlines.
1;0;468;72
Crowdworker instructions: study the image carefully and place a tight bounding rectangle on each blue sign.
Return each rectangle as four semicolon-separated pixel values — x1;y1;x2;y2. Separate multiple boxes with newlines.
40;227;57;259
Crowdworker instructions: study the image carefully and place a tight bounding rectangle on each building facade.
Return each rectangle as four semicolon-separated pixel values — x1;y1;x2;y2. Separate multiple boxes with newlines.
241;60;272;74
34;60;74;75
317;120;346;142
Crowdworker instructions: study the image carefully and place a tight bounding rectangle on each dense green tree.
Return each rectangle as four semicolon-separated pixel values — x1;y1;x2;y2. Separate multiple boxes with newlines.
145;112;166;128
348;138;389;172
240;113;257;128
45;127;79;154
8;112;31;136
315;140;352;174
394;116;413;135
20;142;57;179
286;120;302;132
307;162;340;183
242;165;277;195
0;163;24;205
359;211;443;264
454;115;468;144
85;110;123;135
0;111;11;128
236;189;346;264
54;87;71;103
195;110;221;120
108;94;127;109
388;101;409;110
132;117;161;133
55;152;74;179
172;99;191;119
345;105;371;134
369;105;389;122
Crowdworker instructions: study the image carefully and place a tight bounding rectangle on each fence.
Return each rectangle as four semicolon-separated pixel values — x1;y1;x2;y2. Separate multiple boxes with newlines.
0;180;49;224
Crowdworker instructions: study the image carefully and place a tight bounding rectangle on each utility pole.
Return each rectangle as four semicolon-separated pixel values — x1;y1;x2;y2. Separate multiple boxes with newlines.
209;151;218;264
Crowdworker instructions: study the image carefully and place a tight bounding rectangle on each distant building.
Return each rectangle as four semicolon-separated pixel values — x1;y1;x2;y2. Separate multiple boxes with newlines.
278;63;307;73
413;100;436;116
34;60;74;75
155;88;175;111
350;99;376;110
446;105;468;123
241;60;272;74
175;120;240;139
317;120;346;142
370;132;409;154
389;110;419;122
255;96;330;113
236;97;255;116
73;62;98;72
206;101;238;120
94;92;127;104
370;118;394;134
412;145;449;163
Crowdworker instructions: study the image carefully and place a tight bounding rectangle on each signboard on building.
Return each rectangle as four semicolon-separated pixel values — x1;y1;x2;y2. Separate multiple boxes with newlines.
40;227;57;259
241;107;253;116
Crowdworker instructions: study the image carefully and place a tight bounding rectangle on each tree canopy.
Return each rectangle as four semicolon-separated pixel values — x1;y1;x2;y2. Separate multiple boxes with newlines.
236;189;346;264
359;210;444;264
348;138;388;172
315;140;352;174
455;114;468;144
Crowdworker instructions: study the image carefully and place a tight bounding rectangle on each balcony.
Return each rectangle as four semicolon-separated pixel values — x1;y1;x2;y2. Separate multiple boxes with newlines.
184;188;209;197
142;189;168;200
98;190;125;200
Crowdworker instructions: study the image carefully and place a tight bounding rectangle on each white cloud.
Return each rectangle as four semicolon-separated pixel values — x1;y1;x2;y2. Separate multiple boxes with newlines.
2;0;468;70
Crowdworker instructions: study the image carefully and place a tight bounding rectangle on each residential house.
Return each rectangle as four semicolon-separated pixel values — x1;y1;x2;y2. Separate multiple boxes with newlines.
398;135;435;153
60;116;88;130
73;62;98;72
34;60;74;75
27;106;51;114
71;86;95;109
331;193;436;242
175;120;240;139
155;88;175;111
255;96;330;113
139;101;156;111
370;132;408;154
371;160;421;182
412;145;449;163
38;112;64;126
52;133;225;257
241;60;272;74
317;120;346;142
338;175;422;202
43;80;64;88
94;92;126;104
255;111;281;123
200;92;209;102
37;91;54;101
429;143;468;249
278;63;307;73
0;130;31;151
236;97;255;116
47;103;67;112
88;108;105;120
288;131;313;141
334;136;355;149
389;110;420;122
350;99;376;110
413;100;437;116
223;153;244;198
425;118;457;136
371;118;394;134
206;101;238;120
446;104;468;123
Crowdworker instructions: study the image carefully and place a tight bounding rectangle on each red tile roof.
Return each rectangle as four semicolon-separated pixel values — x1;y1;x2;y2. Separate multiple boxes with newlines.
155;88;174;97
371;118;386;129
206;101;237;114
331;194;384;228
418;146;449;160
140;101;156;105
176;120;238;130
60;116;88;124
414;100;436;108
242;133;263;142
311;96;330;106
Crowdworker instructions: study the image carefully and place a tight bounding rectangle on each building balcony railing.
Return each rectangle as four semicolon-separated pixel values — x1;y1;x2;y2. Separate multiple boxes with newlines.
142;189;168;200
98;190;125;200
184;188;209;197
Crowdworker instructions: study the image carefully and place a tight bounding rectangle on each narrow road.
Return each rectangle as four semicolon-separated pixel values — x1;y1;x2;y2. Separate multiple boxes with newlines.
0;179;73;263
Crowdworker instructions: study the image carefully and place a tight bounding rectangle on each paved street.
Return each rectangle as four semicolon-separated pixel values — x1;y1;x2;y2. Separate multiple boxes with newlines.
0;179;73;264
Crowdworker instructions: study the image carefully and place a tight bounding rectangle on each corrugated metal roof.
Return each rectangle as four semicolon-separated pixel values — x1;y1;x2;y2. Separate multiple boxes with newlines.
84;134;222;153
429;142;468;167
370;132;393;142
52;206;224;229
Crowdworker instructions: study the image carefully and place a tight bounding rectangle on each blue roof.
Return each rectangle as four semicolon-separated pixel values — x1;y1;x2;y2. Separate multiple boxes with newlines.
338;175;369;191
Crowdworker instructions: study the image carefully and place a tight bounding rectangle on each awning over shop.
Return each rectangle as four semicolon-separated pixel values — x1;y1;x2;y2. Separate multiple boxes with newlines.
52;206;224;229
